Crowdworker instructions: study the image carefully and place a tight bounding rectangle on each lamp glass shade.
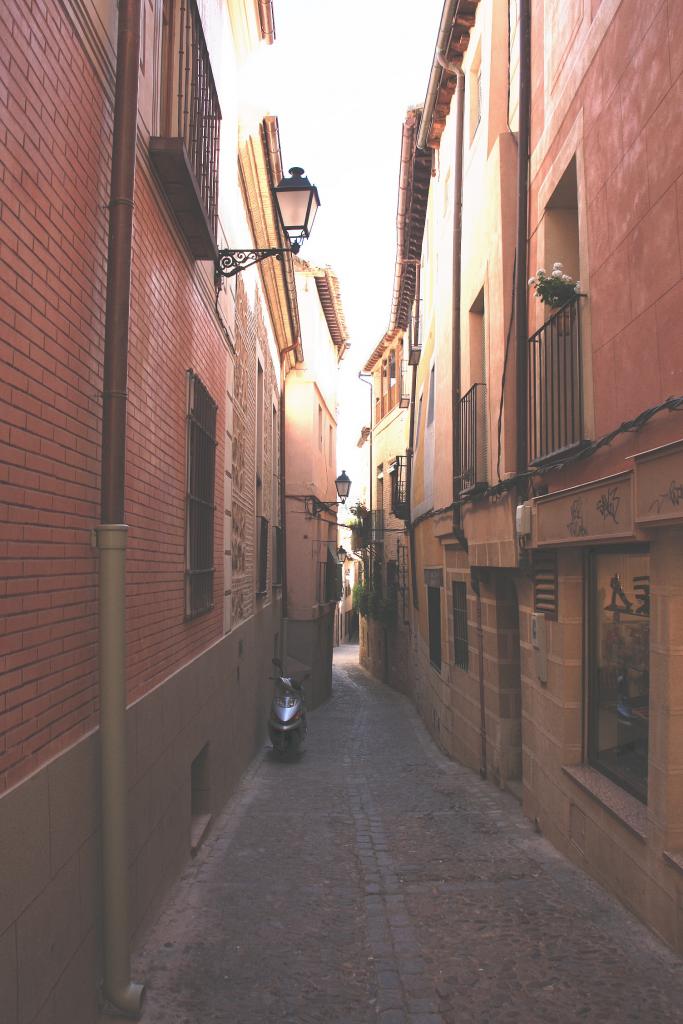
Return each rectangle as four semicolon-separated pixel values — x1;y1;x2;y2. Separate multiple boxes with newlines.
273;167;320;241
408;345;421;366
335;469;351;502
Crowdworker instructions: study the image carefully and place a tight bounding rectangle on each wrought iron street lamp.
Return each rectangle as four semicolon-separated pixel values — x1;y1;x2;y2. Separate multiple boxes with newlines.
335;470;351;504
301;470;352;518
216;167;320;279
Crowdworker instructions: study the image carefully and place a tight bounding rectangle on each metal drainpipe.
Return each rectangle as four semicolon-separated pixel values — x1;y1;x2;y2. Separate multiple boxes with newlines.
279;346;296;660
406;266;420;611
449;64;468;551
515;0;531;480
96;0;144;1015
417;0;463;151
358;372;373;586
471;569;487;779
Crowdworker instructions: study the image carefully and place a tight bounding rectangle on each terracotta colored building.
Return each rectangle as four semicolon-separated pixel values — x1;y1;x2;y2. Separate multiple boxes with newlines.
360;0;683;953
0;0;318;1019
283;258;348;706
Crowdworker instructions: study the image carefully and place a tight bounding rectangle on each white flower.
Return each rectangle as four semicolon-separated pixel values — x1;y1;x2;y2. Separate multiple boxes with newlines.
561;274;571;283
574;282;581;292
552;269;563;278
552;262;564;271
528;277;536;286
537;268;546;276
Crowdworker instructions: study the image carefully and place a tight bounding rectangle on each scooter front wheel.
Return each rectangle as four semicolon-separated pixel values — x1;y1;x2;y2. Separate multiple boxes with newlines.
270;731;289;755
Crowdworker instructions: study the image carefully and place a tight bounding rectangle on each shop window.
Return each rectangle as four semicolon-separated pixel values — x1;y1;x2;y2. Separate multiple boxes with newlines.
588;547;650;802
428;585;442;670
453;581;469;670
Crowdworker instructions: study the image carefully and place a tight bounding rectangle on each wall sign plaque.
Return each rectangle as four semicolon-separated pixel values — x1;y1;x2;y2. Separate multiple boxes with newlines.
533;472;634;546
633;439;683;526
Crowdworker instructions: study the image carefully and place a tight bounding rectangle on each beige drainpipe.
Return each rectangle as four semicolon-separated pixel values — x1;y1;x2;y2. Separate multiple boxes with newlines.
96;0;144;1013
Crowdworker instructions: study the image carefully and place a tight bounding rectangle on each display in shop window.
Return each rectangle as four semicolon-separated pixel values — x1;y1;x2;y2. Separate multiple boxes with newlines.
588;549;650;802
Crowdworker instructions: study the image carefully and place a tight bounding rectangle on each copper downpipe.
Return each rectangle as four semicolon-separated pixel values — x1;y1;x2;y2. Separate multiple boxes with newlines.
449;66;467;549
97;0;144;1013
515;0;531;479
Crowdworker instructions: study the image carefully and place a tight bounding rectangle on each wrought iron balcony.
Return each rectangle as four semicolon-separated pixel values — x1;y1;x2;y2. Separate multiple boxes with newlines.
150;0;221;259
458;383;488;496
389;455;410;520
527;295;585;464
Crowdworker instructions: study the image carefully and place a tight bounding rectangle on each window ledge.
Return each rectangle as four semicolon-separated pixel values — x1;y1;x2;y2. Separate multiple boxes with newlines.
562;765;647;842
663;850;683;877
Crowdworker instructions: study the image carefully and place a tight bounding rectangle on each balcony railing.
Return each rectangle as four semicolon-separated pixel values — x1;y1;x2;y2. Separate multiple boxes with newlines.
527;295;585;464
256;515;269;595
458;383;487;495
389;455;410;520
150;0;221;258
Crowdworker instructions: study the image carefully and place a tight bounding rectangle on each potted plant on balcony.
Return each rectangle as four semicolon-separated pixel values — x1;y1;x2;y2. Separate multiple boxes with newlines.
347;501;370;551
528;263;581;308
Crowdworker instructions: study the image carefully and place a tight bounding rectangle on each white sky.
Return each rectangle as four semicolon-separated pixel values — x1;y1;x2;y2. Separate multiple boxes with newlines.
256;0;444;504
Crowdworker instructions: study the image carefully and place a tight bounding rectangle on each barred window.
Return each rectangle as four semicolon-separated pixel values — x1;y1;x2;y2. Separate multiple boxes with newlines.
186;371;217;618
453;581;469;670
256;515;269;595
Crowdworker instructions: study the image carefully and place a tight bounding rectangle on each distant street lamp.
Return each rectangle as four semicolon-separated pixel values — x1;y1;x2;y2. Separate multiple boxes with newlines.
335;470;351;504
216;167;321;279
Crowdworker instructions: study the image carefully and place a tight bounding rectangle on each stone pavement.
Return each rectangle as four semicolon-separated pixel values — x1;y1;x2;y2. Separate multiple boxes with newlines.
130;645;683;1024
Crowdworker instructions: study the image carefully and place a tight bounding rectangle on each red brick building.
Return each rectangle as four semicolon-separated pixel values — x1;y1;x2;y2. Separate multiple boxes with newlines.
0;1;303;1019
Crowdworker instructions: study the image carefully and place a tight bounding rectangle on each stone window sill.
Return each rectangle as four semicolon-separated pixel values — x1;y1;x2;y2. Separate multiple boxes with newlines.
562;764;647;842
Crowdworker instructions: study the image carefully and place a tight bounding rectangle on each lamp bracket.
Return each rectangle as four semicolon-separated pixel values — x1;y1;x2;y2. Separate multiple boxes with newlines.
215;244;300;281
304;495;344;518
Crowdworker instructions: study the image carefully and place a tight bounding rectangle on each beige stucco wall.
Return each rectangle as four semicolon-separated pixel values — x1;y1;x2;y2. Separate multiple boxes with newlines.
283;265;344;701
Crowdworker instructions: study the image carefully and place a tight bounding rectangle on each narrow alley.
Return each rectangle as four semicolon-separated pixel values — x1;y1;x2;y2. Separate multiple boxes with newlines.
130;647;683;1024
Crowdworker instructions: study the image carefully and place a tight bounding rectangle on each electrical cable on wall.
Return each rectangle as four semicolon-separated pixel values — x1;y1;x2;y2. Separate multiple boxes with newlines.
412;392;683;531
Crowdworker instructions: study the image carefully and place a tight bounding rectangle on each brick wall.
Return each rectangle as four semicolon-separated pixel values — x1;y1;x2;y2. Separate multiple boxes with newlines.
0;0;283;791
0;0;111;792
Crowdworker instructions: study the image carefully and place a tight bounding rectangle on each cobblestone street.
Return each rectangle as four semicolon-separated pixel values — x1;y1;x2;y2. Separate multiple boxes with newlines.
131;646;683;1024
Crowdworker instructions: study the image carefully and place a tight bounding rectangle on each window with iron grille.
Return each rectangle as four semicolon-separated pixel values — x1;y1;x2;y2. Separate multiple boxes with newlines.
256;516;269;595
428;586;441;670
152;0;222;256
272;525;283;586
453;581;469;670
186;371;217;618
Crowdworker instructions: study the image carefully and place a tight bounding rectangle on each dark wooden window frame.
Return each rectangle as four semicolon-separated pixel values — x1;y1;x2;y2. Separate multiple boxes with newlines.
453;581;469;670
427;585;442;671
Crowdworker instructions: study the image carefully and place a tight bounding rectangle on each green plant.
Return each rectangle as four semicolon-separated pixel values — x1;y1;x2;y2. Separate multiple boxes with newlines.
346;501;371;551
353;581;396;628
528;263;581;307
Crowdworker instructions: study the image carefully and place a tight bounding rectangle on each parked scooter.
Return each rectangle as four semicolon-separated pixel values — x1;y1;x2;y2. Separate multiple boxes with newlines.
268;658;309;756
